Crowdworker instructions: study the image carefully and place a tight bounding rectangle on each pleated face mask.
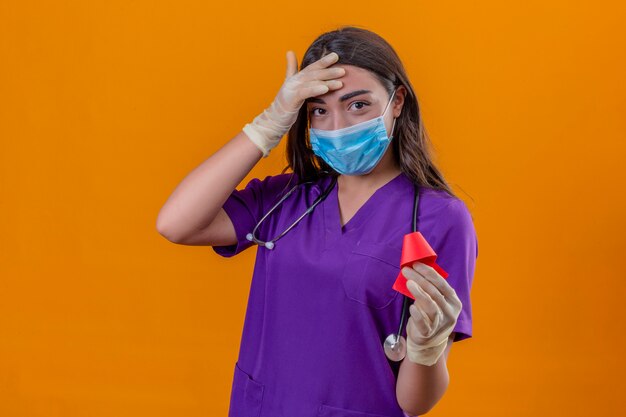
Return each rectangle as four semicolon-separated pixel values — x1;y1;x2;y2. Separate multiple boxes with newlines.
309;89;397;175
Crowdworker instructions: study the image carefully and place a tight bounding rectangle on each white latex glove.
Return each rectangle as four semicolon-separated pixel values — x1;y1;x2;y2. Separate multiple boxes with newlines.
401;262;463;366
243;50;346;158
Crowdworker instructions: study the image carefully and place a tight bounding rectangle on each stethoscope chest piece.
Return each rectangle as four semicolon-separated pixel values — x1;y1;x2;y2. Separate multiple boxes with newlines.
384;333;407;362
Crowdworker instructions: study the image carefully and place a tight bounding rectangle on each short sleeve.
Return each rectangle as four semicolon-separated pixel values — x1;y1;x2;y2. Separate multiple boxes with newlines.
432;198;479;342
212;173;296;258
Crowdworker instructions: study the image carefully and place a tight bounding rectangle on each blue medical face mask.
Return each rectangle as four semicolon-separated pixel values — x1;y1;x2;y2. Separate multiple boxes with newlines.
309;89;397;175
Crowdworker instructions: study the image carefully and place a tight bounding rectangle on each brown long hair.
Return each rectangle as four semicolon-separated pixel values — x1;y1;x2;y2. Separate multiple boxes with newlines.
280;25;458;199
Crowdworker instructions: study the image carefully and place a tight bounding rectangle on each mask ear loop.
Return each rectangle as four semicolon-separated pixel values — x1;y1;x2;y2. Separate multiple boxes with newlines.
389;117;397;140
382;88;397;118
383;89;398;139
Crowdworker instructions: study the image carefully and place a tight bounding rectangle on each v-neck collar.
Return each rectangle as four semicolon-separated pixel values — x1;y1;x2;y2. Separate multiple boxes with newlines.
322;172;406;249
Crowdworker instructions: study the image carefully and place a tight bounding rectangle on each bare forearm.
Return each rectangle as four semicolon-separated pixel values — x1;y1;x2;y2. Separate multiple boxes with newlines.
396;335;453;416
156;130;262;242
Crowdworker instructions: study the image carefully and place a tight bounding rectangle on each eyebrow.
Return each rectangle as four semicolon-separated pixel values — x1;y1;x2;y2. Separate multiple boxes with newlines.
305;89;373;104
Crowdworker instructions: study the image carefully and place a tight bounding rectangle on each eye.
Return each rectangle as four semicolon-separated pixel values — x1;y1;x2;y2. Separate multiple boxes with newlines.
309;101;371;117
310;107;326;117
350;101;370;111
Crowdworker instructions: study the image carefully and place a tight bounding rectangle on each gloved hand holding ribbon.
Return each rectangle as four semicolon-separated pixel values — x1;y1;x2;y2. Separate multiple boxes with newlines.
392;232;463;366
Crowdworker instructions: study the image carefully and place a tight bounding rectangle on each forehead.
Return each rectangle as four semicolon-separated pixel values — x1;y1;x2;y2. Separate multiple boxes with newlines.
305;64;386;104
330;64;379;83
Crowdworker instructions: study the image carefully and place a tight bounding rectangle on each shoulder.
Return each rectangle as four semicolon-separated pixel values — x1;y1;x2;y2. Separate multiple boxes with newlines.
244;172;297;190
439;196;475;234
418;185;457;208
417;185;473;223
392;174;475;229
409;182;476;247
429;193;478;260
238;172;299;201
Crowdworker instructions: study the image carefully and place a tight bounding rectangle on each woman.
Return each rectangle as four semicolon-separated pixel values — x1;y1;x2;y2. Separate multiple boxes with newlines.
157;26;478;417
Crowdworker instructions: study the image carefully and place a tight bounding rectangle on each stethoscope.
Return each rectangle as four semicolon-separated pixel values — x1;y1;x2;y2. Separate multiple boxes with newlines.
245;172;419;362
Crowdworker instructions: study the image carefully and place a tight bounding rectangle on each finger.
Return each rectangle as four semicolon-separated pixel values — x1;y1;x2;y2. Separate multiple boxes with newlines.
298;80;344;101
411;262;462;308
407;306;432;338
406;279;436;315
403;267;440;304
285;50;298;78
309;79;343;90
406;280;440;327
303;51;340;72
408;305;443;340
327;79;343;90
405;267;450;326
429;304;443;335
297;83;330;100
410;272;457;320
407;267;447;309
403;268;436;310
299;66;346;82
410;300;445;340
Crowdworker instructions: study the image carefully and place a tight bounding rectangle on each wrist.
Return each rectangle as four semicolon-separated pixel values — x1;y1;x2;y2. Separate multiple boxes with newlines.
406;336;448;366
243;99;299;158
242;123;273;158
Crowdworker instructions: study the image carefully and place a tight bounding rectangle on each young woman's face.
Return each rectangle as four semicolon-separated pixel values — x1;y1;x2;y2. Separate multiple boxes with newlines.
305;64;402;136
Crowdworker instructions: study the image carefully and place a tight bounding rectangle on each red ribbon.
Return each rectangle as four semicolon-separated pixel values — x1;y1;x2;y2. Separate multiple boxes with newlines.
392;231;449;300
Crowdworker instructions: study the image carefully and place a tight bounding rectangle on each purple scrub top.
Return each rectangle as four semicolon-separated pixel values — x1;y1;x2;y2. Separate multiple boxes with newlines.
212;171;478;417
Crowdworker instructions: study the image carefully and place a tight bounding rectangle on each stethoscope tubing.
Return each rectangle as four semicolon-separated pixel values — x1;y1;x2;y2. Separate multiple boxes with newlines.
396;182;419;346
246;172;420;362
246;175;338;250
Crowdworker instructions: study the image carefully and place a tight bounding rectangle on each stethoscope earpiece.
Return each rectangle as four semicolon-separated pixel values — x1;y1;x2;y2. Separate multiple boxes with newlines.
246;175;337;251
247;233;275;250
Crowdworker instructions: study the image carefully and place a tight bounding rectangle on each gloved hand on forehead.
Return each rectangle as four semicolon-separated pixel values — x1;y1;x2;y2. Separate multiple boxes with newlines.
243;51;346;158
402;262;463;366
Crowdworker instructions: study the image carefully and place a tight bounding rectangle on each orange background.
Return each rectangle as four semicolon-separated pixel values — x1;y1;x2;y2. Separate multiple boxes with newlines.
1;1;625;416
